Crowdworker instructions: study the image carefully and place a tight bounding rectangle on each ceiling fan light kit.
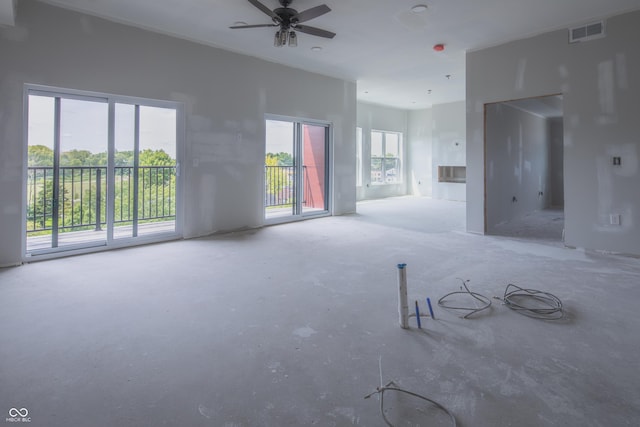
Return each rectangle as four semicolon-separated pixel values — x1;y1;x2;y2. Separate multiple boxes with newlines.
231;0;335;47
274;30;298;47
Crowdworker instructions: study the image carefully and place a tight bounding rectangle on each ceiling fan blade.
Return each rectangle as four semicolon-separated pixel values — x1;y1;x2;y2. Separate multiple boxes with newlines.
294;5;331;23
229;23;278;29
295;24;336;39
247;0;280;21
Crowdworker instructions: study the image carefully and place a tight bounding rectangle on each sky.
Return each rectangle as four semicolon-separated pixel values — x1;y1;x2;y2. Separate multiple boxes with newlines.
28;95;177;159
265;119;294;155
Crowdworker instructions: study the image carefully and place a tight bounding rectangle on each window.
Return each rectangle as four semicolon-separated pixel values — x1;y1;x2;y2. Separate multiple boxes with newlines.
371;130;402;184
356;127;363;187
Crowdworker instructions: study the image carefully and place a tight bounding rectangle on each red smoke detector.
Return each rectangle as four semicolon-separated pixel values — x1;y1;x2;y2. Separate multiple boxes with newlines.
433;44;445;52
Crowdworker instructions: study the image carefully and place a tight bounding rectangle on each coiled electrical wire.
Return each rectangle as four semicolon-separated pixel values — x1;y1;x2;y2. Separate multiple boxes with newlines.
437;279;492;319
365;381;457;427
499;283;564;320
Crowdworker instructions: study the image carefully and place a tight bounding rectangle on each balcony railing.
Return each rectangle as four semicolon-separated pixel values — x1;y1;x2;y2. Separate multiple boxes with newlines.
265;165;295;208
26;165;176;235
265;165;313;208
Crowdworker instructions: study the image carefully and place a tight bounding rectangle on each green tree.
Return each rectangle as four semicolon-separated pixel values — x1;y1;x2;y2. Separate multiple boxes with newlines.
60;149;92;166
266;152;293;166
87;151;108;166
28;145;54;166
140;149;174;166
114;150;134;166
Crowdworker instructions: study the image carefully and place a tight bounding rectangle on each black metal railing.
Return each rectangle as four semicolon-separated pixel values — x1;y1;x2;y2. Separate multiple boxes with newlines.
26;165;175;234
264;165;313;209
265;165;295;208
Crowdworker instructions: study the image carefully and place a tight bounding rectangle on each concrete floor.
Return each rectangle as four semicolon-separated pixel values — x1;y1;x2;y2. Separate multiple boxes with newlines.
491;208;565;242
1;196;639;426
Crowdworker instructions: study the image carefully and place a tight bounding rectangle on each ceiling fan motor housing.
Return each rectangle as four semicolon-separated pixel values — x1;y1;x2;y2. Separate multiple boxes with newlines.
274;8;299;28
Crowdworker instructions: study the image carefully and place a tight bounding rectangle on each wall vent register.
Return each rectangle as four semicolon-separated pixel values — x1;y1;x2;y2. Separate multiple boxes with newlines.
569;21;605;43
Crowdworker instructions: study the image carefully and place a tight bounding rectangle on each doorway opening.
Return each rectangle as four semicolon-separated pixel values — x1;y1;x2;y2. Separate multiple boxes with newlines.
264;117;330;222
24;86;182;258
484;94;564;241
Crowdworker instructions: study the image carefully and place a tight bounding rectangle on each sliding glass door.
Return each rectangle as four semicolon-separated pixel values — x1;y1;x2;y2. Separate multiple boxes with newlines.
113;104;177;240
25;87;181;256
264;118;330;221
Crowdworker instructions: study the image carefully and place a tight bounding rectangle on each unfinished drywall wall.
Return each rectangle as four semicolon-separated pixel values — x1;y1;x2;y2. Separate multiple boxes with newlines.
407;108;433;196
485;103;550;232
432;101;466;201
467;10;640;254
0;0;356;267
356;102;408;201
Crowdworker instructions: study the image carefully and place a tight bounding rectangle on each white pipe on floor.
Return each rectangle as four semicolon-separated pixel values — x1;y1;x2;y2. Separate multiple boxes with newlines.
397;263;409;329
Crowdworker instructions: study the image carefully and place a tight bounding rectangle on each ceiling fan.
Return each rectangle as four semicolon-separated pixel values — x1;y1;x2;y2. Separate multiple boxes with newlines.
230;0;336;47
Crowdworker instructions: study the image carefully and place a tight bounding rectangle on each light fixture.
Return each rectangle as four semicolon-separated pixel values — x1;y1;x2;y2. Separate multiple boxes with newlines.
233;21;248;26
411;4;428;13
274;29;298;47
311;46;322;52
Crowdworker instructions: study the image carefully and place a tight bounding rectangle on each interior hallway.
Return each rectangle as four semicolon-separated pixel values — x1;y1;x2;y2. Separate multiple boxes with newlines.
1;197;639;426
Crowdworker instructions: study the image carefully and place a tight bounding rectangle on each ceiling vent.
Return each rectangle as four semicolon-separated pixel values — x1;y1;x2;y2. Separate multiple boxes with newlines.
569;21;605;43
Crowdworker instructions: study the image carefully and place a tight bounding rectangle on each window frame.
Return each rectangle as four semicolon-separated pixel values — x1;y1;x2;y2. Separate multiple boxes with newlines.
356;127;363;187
22;83;185;261
370;129;402;185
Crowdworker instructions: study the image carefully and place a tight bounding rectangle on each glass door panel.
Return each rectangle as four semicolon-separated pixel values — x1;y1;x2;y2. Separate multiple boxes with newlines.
137;106;177;236
57;98;109;248
301;124;328;215
265;119;296;220
26;95;55;251
25;94;108;252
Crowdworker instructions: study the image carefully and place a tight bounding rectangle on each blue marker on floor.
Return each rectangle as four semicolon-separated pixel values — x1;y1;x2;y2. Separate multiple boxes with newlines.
426;297;435;319
415;300;422;328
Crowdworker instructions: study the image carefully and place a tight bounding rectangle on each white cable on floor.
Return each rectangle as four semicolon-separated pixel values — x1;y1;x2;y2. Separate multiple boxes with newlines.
437;278;492;319
496;283;564;320
365;381;457;427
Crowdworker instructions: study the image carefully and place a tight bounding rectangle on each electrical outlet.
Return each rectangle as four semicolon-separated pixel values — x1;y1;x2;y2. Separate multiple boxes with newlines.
610;214;621;226
613;156;621;166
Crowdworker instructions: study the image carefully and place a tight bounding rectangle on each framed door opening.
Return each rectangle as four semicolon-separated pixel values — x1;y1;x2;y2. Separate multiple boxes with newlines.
484;94;565;241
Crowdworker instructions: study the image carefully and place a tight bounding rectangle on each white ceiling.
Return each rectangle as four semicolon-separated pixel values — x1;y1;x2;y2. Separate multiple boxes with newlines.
39;0;640;110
